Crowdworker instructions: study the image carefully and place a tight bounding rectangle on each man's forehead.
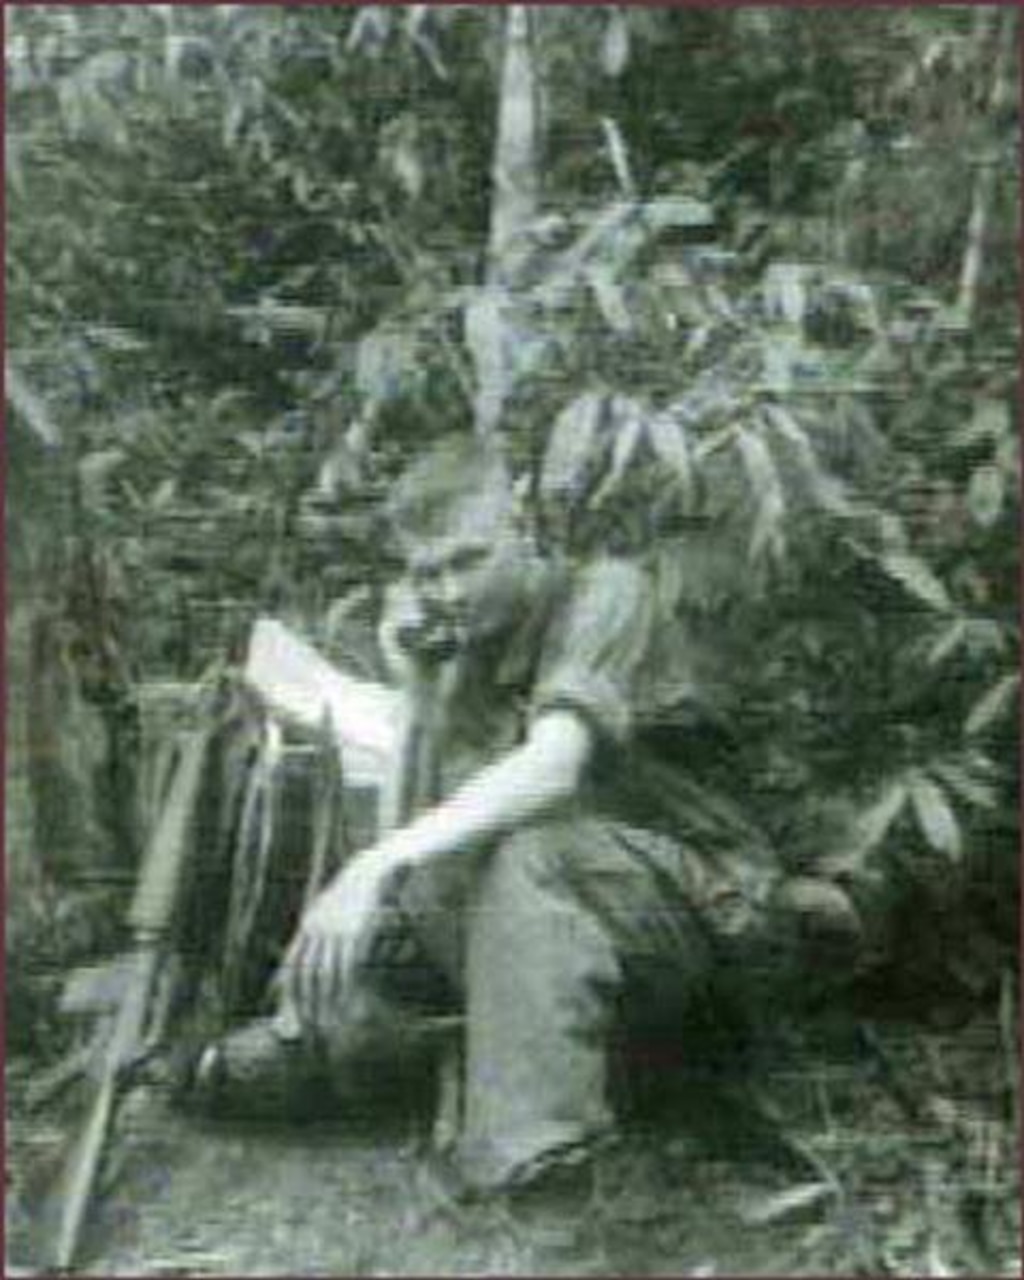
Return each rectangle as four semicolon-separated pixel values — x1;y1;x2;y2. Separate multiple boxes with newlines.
402;530;490;568
398;494;513;561
398;486;507;536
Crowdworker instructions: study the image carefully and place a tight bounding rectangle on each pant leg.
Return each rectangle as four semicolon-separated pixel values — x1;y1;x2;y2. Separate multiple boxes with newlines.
314;856;474;1088
222;812;712;1150
457;809;713;1190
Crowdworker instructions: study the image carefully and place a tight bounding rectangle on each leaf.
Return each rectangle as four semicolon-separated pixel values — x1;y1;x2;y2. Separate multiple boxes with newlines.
930;761;997;810
909;772;962;859
648;412;693;498
291;165;313;208
165;35;214;84
541;390;606;499
852;782;908;857
963;618;1010;658
83;49;134;95
599;117;636;199
763;262;810;327
735;426;785;561
966;463;1004;527
533;194;709;319
6;134;26;199
965;673;1019;736
79;447;127;486
926;618;967;667
878;551;952;613
380;115;424;201
953;397;1010;449
405;6;448;80
739;1182;835;1226
356;326;413;406
654;545;686;615
683;323;712;364
5;362;61;447
533;201;638;308
80;81;131;151
84;325;147;353
996;431;1019;478
761;333;802;393
589;398;645;508
149;478;177;512
392;140;423;200
601;9;630;77
762;403;851;515
643;196;714;232
878;513;909;553
223;95;246;149
588;264;632;333
346;6;393;54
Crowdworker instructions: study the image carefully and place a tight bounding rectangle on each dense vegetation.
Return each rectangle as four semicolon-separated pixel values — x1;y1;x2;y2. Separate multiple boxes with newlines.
5;6;1019;1271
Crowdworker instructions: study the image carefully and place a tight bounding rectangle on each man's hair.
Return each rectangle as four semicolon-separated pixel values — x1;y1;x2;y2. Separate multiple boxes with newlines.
387;434;513;540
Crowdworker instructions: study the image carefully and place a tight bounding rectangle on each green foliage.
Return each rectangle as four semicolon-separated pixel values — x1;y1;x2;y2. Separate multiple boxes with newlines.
6;6;1018;996
6;880;127;1056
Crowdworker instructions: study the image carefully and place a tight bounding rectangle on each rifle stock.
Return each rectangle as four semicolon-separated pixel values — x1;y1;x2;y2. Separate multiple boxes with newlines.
51;947;159;1270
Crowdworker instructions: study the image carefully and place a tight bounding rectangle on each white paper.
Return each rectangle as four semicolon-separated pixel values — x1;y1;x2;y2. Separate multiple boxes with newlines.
243;617;404;785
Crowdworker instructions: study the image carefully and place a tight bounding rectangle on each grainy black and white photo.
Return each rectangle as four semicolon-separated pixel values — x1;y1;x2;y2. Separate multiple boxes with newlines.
6;4;1021;1275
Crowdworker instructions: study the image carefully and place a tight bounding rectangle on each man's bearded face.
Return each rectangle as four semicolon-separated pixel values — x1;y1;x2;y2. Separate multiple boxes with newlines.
398;487;526;653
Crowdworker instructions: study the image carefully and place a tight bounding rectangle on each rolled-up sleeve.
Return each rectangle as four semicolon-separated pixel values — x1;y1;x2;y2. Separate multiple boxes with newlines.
531;558;655;748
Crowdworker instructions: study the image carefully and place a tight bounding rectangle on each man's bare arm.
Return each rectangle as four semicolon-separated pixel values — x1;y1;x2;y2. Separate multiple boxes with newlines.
280;709;593;1021
375;708;594;868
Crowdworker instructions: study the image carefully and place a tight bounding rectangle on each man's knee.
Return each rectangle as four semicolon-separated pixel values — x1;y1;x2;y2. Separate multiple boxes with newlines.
471;815;624;999
488;808;597;891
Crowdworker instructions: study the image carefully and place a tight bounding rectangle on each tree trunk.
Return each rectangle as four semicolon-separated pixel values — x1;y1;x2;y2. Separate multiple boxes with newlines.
957;9;1015;325
469;5;541;438
487;5;540;284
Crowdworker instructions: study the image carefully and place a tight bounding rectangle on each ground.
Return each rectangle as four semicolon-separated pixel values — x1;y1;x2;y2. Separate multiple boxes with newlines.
6;1000;1020;1277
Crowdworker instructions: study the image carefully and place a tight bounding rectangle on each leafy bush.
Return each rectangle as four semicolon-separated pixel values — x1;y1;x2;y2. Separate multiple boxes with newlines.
5;6;1018;1016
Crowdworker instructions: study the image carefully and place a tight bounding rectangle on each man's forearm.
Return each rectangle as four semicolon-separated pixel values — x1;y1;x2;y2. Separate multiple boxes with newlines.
374;710;592;869
377;683;442;835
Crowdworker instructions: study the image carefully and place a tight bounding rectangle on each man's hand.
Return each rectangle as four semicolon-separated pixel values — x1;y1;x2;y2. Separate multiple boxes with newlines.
378;580;460;692
277;848;411;1032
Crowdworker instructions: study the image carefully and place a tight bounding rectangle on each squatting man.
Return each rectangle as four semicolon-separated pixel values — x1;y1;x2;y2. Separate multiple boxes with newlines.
191;433;862;1196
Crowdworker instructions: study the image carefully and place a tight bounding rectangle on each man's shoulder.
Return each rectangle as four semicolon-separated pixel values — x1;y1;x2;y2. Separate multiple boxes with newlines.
543;554;656;636
518;555;657;745
566;554;653;601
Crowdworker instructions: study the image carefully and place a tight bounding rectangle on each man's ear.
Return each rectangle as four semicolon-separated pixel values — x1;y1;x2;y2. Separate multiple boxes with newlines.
504;483;536;547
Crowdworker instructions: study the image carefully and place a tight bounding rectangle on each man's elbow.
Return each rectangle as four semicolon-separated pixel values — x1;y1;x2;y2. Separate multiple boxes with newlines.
526;710;595;799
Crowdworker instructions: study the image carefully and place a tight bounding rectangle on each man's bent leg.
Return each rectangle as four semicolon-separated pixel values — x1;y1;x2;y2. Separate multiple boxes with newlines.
187;979;449;1121
186;859;468;1121
458;812;712;1190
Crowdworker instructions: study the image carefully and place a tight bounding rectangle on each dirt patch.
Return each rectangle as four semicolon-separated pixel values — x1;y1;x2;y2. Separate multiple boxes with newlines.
7;1012;1020;1276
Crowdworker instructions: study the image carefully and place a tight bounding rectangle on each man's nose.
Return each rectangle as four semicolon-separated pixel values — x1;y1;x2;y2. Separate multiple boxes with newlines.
434;570;466;612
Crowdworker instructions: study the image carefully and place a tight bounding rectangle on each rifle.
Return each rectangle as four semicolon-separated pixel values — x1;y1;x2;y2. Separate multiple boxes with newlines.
43;693;223;1272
